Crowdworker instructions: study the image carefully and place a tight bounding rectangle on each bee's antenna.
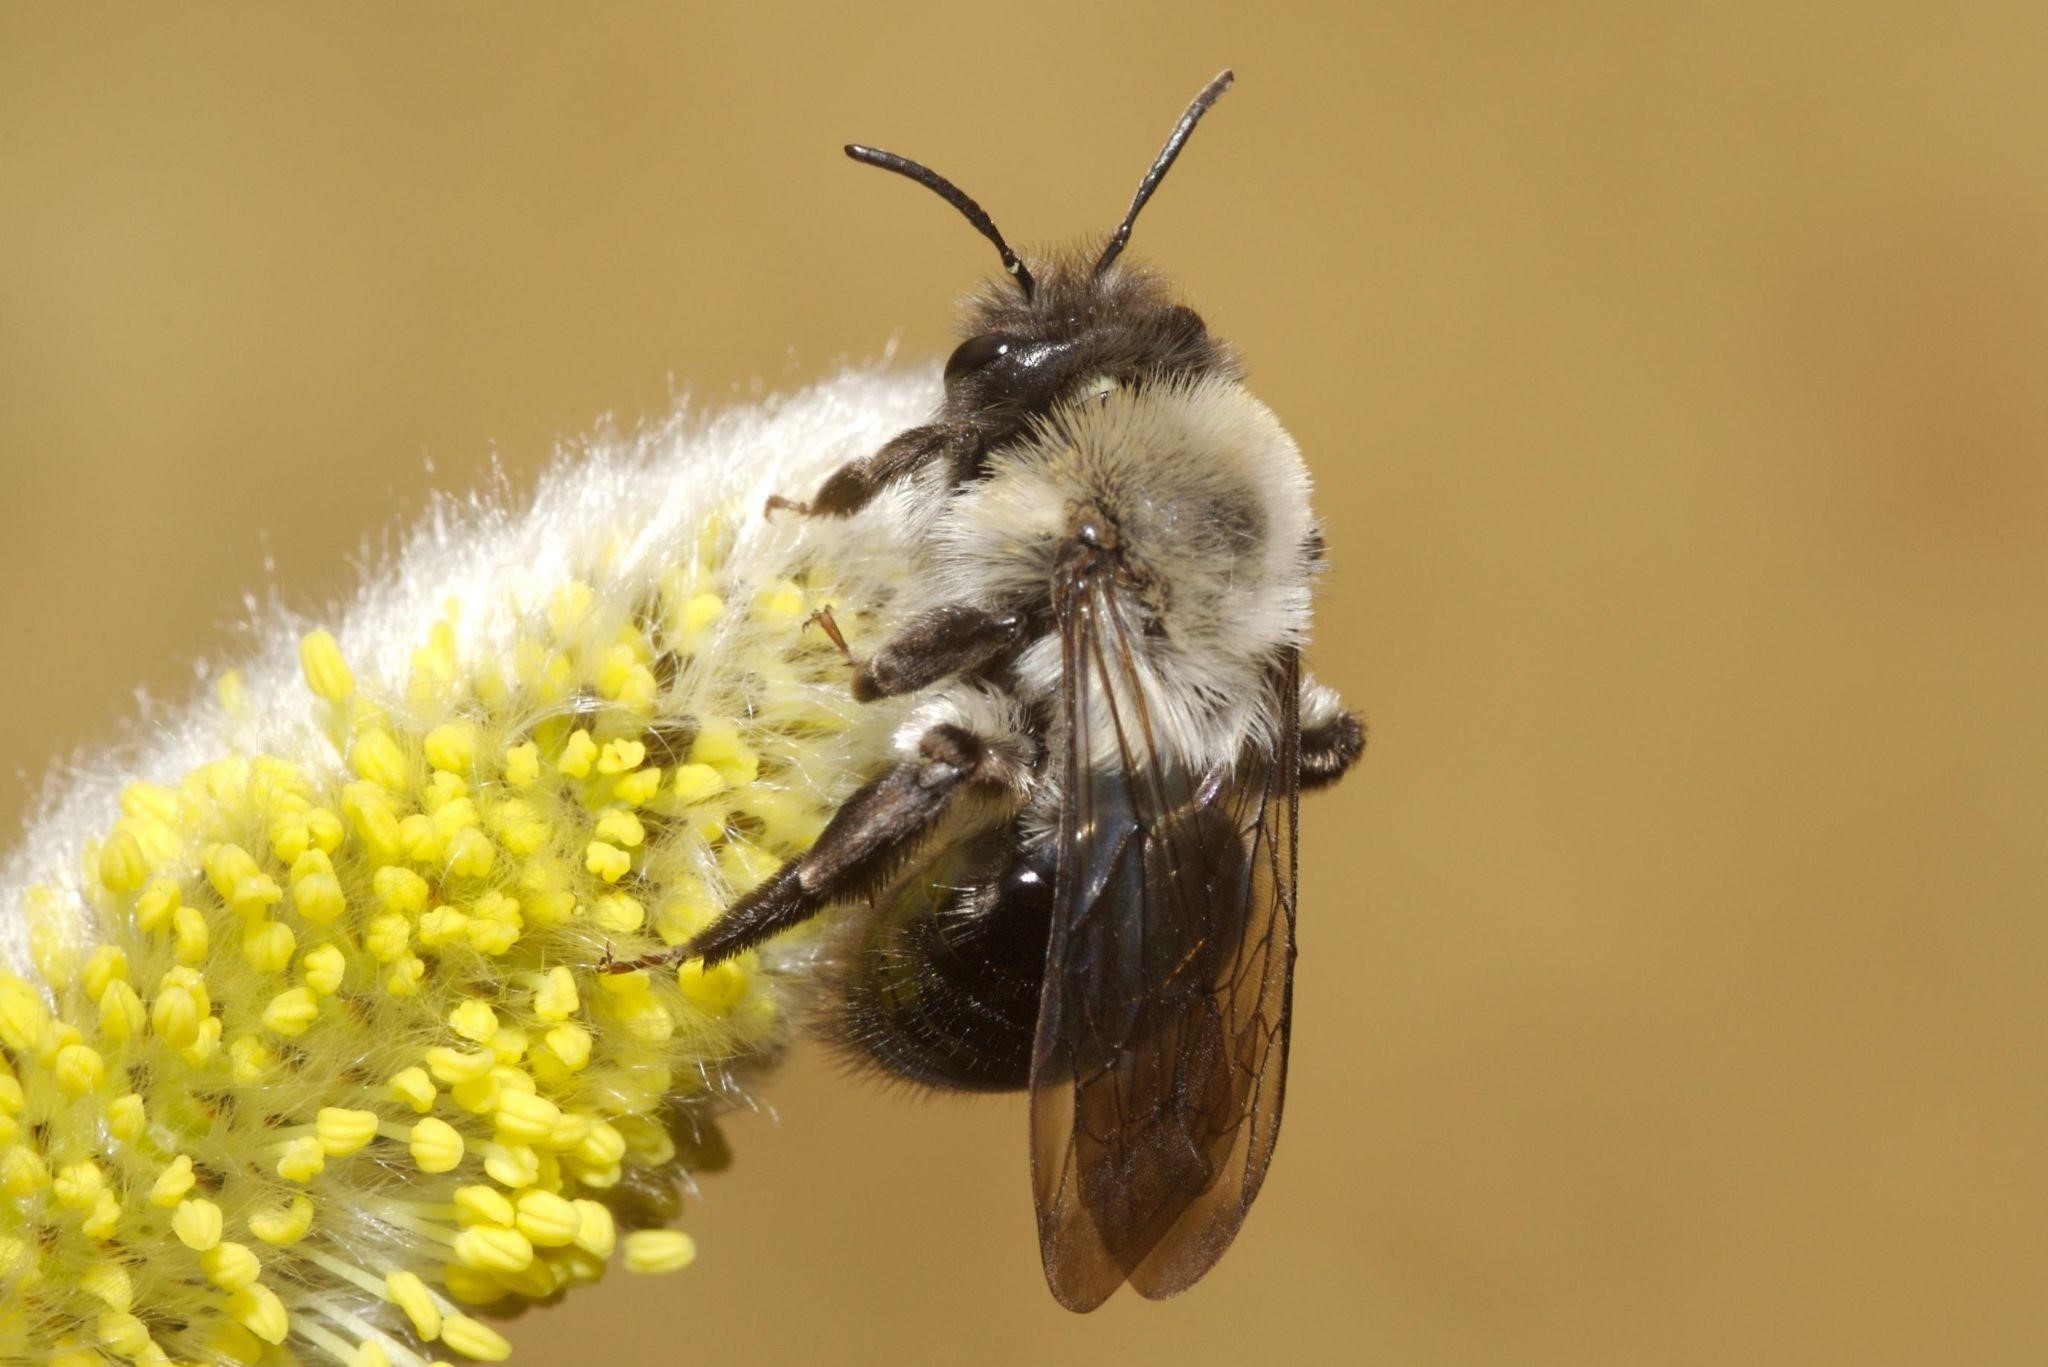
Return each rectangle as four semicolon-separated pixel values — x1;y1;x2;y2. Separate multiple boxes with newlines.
1095;69;1235;278
845;144;1036;300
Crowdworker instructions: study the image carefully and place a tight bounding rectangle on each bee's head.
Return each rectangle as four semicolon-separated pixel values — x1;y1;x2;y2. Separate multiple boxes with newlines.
844;71;1240;419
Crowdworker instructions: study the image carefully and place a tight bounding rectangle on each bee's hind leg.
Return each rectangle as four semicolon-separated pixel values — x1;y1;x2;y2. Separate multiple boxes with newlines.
1299;671;1365;791
618;687;1035;973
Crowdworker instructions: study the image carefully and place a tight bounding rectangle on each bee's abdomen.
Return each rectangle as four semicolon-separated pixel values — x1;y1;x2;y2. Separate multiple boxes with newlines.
827;836;1053;1092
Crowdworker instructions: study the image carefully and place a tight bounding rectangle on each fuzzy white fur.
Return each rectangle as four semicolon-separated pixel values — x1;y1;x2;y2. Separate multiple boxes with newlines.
0;367;943;979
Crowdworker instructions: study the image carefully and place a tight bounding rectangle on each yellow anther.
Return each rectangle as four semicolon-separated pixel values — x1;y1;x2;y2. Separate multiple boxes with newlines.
427;1046;495;1084
557;729;598;778
316;1107;381;1157
1;1145;50;1196
354;1339;392;1367
533;966;579;1022
364;912;411;962
300;628;356;700
54;1042;106;1096
81;944;128;1000
447;827;496;878
575;1120;627;1168
388;1065;437;1114
668;762;726;806
276;1135;326;1183
676;590;725;637
106;1092;147;1142
119;779;179;822
689;720;759;785
174;1197;225;1250
597;738;647;774
441;1263;503;1306
350;728;411;793
468;914;520;957
439;1315;512;1362
514;1190;582;1247
228;1282;290;1345
677;957;750;1012
303;943;346;995
82;1261;134;1311
571;1199;616;1257
623;1229;698;1274
543;1023;592;1071
410;1117;465;1173
444;1186;509;1231
247;1194;314;1245
612;764;663;805
98;828;150;892
453;1223;534;1275
98;978;147;1044
82;1189;122;1240
489;1024;529;1064
98;1310;154;1358
294;869;346;925
305;804;345;851
616;993;676;1043
171;905;210;963
399;812;447;864
262;987;319;1037
135;878;181;932
386;1268;442;1339
54;1159;106;1208
449;999;499;1044
493;1089;562;1145
183;1014;224;1067
593;891;645;934
593;807;645;848
503;741;541;789
151;1154;197;1207
372;865;430;913
483;1141;539;1188
202;843;269;908
201;1240;262;1290
342;782;402;857
584;840;631;883
618;1115;677;1166
418;906;471;948
242;919;297;974
425;721;481;773
0;974;50;1050
386;953;427;997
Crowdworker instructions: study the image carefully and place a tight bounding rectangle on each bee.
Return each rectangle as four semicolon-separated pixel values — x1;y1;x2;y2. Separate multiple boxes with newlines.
624;69;1363;1309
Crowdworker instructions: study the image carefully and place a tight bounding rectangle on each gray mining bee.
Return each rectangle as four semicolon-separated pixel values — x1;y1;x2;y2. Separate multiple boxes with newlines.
620;70;1363;1309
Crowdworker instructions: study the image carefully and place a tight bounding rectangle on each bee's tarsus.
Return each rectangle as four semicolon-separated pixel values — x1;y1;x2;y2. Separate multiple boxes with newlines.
805;605;855;663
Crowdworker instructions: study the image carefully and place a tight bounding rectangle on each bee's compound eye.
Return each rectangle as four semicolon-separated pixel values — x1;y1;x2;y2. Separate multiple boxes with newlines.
944;332;1011;384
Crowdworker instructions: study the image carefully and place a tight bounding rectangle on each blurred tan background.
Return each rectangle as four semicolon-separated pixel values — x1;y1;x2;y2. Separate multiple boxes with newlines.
4;4;2047;1364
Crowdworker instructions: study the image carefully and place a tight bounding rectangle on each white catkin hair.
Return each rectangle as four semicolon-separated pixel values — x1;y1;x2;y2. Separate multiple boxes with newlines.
0;366;937;976
0;365;943;1365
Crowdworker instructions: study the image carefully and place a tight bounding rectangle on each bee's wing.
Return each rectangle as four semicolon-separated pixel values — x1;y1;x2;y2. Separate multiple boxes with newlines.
1030;574;1300;1311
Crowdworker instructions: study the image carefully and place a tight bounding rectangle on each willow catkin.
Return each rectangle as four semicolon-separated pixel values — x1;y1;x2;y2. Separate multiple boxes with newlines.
0;368;934;1365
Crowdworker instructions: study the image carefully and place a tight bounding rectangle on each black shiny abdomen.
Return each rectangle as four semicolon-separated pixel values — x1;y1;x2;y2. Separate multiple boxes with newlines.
828;832;1055;1092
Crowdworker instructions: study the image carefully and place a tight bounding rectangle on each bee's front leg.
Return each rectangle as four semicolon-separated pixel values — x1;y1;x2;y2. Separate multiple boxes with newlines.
851;602;1027;701
766;420;969;518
